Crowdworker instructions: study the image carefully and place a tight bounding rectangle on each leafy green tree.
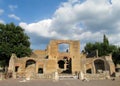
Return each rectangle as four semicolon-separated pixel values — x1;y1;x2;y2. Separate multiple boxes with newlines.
84;34;120;65
0;23;32;67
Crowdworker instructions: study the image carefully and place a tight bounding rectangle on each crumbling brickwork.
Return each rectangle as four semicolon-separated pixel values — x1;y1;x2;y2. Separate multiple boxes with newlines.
8;40;115;79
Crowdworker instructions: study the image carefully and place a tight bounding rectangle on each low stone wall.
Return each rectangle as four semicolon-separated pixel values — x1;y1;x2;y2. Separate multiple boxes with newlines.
84;73;110;80
35;74;53;79
59;74;78;80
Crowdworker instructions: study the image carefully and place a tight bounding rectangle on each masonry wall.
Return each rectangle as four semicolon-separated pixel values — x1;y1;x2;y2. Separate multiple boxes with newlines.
8;40;116;79
47;40;81;74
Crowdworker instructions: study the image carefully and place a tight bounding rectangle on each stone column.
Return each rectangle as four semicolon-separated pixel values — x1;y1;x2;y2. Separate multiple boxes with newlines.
54;71;59;81
84;64;86;74
80;71;84;80
36;62;38;73
92;62;96;74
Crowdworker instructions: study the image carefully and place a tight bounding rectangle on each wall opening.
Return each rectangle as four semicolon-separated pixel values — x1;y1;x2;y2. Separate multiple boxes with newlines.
94;59;105;73
58;57;72;74
86;68;92;74
45;55;49;59
116;68;120;72
26;59;36;68
58;60;65;69
15;66;19;72
38;68;43;74
58;43;69;52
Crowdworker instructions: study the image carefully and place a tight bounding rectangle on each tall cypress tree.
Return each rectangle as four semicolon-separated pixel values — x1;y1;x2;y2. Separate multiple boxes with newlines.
84;34;120;65
103;34;109;45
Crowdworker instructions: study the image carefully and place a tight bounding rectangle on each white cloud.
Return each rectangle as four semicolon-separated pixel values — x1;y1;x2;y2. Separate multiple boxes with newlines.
0;9;4;15
8;5;18;11
19;0;120;50
8;14;21;21
20;19;52;37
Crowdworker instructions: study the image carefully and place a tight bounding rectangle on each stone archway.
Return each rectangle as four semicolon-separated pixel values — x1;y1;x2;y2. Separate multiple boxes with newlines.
25;59;36;78
26;59;36;68
94;59;105;73
57;57;72;74
58;60;65;69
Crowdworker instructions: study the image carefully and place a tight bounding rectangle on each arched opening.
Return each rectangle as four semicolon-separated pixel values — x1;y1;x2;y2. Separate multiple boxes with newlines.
94;59;105;73
58;60;65;69
38;68;43;74
26;59;36;68
58;57;72;74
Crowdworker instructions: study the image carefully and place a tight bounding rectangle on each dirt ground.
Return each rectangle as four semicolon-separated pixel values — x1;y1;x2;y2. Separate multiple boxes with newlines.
0;78;120;86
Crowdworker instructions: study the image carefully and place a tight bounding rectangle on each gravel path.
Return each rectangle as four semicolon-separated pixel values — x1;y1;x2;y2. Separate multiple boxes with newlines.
0;78;120;86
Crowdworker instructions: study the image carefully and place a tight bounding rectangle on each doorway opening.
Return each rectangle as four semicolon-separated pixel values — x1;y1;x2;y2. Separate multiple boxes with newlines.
58;57;72;74
94;59;105;73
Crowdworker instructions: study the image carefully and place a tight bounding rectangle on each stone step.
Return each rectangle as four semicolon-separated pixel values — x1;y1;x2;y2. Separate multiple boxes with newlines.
59;75;78;80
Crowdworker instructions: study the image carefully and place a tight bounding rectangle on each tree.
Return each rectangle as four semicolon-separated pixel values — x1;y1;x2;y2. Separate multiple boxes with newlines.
112;47;120;65
84;35;120;65
103;34;109;45
0;23;32;67
85;34;114;56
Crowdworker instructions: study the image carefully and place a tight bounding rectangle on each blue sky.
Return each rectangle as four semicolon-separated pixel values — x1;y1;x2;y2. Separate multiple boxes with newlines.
0;0;67;24
0;0;120;51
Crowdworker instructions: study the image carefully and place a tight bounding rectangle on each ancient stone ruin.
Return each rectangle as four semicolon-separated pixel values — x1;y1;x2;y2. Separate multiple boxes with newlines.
8;40;115;80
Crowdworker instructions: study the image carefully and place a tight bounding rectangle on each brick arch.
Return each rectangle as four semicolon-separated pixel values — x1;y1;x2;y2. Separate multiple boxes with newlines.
93;58;105;62
93;58;105;73
25;59;36;68
58;60;65;69
57;56;72;74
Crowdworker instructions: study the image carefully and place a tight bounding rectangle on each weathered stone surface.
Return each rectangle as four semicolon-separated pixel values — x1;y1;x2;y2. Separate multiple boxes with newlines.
8;40;115;80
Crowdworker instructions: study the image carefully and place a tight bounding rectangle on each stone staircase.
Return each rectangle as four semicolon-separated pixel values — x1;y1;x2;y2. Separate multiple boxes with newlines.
34;74;53;79
59;74;78;80
34;74;78;80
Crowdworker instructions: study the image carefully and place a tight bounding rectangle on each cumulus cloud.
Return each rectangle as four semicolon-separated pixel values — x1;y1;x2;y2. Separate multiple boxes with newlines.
8;14;21;21
0;9;4;15
19;0;120;50
20;19;52;37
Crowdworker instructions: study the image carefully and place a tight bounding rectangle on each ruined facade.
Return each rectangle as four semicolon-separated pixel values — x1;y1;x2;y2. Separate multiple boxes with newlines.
8;40;115;79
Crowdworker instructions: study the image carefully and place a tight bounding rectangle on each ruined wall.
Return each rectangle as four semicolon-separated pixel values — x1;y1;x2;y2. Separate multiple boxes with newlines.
82;55;115;76
70;41;81;73
8;54;16;72
48;40;81;74
45;60;57;74
104;54;115;76
8;40;116;79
